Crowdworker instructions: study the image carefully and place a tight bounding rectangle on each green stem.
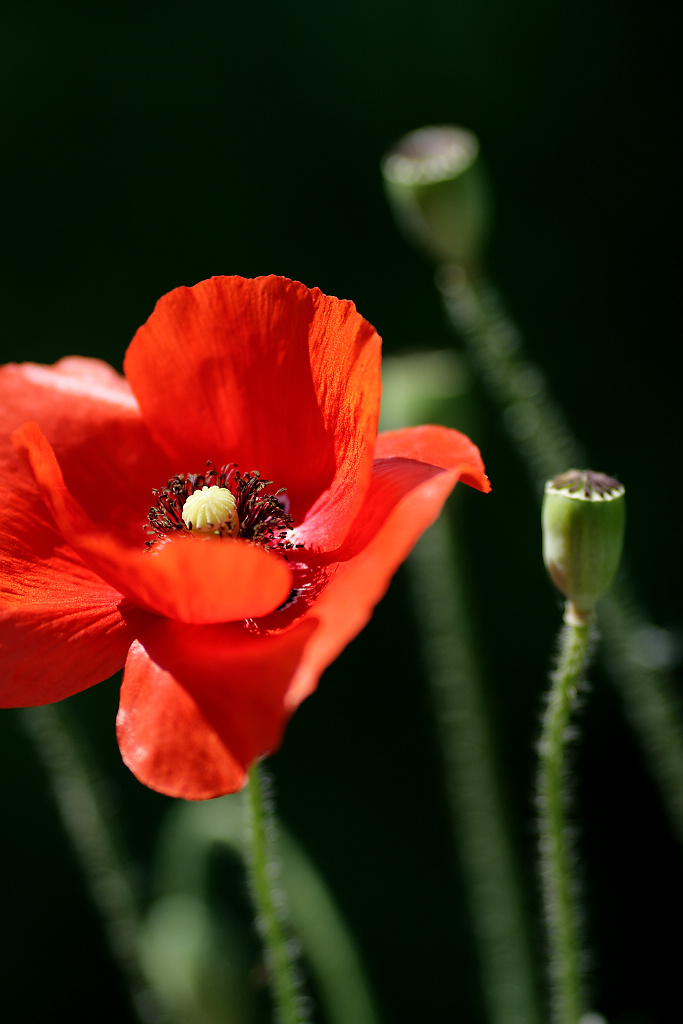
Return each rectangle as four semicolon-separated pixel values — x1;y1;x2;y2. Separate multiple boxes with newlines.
598;585;683;848
20;703;164;1024
245;763;310;1024
410;514;542;1024
438;265;683;851
150;794;380;1024
537;620;593;1024
437;266;583;482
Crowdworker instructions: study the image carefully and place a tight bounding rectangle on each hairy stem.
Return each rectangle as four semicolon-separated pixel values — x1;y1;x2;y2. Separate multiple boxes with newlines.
244;763;310;1024
537;620;593;1024
411;514;542;1024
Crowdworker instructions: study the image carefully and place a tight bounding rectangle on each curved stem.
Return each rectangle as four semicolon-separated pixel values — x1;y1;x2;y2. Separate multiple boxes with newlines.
537;620;593;1024
245;762;310;1024
437;266;583;482
410;514;542;1024
20;703;165;1024
598;585;683;849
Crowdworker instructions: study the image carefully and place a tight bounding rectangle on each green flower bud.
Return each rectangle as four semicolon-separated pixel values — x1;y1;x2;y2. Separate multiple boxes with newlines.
381;125;491;270
542;469;626;624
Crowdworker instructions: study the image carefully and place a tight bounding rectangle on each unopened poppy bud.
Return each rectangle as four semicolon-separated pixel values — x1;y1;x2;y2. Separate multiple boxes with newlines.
542;469;625;624
381;124;491;270
182;484;239;535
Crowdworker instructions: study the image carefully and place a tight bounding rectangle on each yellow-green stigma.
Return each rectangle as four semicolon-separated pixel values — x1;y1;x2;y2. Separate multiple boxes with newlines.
181;484;239;536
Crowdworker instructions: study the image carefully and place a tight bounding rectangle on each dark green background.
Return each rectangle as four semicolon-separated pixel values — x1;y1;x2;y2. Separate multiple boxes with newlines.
1;2;680;1022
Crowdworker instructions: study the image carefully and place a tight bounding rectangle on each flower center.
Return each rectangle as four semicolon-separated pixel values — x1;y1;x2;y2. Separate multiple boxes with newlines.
146;462;297;551
182;485;239;535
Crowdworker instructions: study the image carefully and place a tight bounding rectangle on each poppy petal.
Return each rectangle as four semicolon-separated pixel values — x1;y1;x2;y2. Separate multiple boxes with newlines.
124;276;381;548
13;422;292;624
289;286;382;549
0;564;149;706
0;357;173;545
117;616;317;799
0;392;144;704
117;641;246;799
374;425;491;492
284;426;489;708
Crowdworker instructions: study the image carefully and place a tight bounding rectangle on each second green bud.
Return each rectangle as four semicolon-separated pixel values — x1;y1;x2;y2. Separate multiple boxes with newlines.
542;469;626;624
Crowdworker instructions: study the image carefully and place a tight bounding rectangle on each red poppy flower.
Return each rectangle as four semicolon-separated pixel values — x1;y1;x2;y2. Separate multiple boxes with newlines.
0;276;490;799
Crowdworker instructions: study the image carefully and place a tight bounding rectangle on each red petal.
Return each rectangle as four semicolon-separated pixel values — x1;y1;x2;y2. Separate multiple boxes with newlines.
374;425;491;492
0;357;174;546
117;641;246;798
284;426;490;708
0;372;147;704
0;455;146;709
14;422;292;624
117;617;317;799
124;276;382;548
0;578;148;707
292;286;382;548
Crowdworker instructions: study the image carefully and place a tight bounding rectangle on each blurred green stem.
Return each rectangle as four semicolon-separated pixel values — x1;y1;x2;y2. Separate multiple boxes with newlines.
150;794;380;1024
245;763;309;1024
20;703;164;1024
410;513;542;1024
537;620;593;1024
438;265;683;850
437;265;582;479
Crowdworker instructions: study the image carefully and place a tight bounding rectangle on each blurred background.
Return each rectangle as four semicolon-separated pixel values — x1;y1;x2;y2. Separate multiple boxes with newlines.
1;2;680;1022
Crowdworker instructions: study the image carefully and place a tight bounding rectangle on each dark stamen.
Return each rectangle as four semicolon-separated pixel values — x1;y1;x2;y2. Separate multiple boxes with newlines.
145;461;300;552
